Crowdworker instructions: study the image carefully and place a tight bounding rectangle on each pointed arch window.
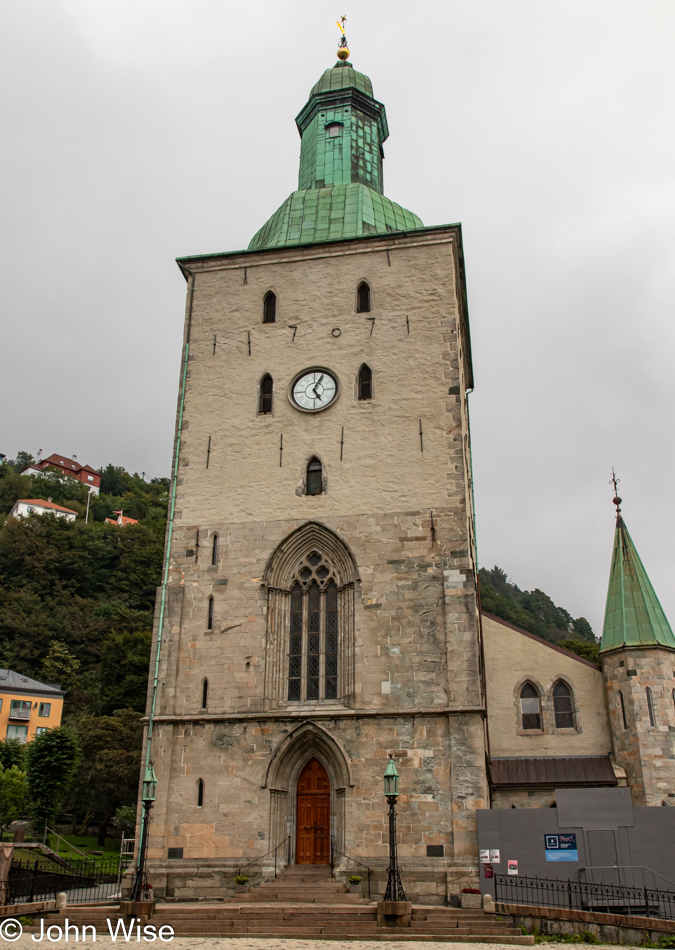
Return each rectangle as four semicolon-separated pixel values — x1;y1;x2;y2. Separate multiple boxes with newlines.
259;374;273;414
620;690;628;729
357;364;372;400
207;597;214;631
306;457;323;495
552;680;575;729
520;682;541;730
263;291;276;324
287;553;339;702
356;282;371;313
211;533;218;566
202;678;208;709
646;687;656;727
197;779;204;807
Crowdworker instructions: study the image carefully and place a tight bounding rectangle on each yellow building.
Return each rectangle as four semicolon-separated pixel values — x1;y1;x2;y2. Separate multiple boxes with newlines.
0;670;64;742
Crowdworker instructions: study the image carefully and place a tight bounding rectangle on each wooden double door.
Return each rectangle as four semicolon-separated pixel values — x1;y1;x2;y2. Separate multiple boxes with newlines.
296;758;330;864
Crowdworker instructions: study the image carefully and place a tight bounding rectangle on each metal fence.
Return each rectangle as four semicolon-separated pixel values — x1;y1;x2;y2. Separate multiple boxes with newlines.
7;856;125;905
495;873;675;921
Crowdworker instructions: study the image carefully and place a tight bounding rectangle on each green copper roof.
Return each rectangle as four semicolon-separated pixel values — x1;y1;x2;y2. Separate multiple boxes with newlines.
310;63;374;97
249;61;423;250
600;516;675;653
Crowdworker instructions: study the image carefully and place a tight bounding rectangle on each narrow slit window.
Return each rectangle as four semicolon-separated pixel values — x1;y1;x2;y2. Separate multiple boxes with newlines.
197;780;204;807
552;680;574;729
288;583;303;701
259;374;273;414
207;597;214;631
620;690;628;729
356;282;371;313
211;534;218;566
646;687;656;727
358;364;372;400
520;683;541;730
306;457;323;496
263;291;276;324
202;678;208;709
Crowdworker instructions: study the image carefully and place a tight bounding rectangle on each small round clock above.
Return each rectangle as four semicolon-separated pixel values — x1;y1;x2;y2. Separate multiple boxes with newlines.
290;368;339;412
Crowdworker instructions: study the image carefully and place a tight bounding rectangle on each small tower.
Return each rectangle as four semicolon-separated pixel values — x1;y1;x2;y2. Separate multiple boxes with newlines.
600;480;675;805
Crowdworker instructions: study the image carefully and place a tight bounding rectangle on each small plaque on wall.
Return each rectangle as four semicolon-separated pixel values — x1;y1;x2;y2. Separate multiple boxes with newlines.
426;845;444;857
167;847;184;859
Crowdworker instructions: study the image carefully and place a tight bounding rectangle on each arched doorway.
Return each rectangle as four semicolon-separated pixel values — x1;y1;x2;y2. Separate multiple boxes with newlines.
296;758;330;864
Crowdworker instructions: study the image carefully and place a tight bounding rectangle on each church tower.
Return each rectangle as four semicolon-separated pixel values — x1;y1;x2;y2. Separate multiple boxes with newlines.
601;490;675;805
142;42;486;905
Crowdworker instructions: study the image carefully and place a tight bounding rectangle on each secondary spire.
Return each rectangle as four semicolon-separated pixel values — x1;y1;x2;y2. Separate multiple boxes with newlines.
600;474;675;653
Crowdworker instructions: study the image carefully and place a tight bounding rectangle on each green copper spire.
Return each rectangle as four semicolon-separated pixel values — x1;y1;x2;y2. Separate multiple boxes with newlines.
249;58;423;250
600;502;675;653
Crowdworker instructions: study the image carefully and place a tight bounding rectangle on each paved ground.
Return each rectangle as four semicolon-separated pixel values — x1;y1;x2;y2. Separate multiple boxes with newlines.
0;937;637;950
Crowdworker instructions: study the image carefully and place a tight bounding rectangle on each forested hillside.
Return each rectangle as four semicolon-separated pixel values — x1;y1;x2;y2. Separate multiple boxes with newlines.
479;565;599;663
0;456;168;841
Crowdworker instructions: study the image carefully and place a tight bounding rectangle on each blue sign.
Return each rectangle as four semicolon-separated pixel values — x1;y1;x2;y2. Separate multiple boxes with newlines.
545;833;578;862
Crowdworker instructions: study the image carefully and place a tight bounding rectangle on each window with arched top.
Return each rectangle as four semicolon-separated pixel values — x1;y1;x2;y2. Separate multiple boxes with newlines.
520;683;542;730
356;282;371;313
259;374;273;414
306;457;323;495
263;291;276;324
197;779;204;807
357;364;372;400
287;554;339;702
211;533;218;566
646;687;656;727
201;678;208;709
620;690;628;729
552;680;575;729
263;521;359;707
207;597;214;631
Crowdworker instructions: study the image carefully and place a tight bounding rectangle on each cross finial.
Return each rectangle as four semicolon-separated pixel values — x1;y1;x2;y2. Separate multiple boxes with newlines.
610;468;622;521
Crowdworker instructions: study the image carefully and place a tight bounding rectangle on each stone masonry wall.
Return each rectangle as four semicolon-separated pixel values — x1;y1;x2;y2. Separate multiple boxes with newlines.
603;646;675;805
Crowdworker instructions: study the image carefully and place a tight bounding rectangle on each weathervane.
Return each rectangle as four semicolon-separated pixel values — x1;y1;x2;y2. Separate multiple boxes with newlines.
610;468;622;521
336;15;350;61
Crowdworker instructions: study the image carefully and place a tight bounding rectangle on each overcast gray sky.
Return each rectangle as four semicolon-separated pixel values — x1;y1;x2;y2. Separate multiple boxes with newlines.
2;1;674;635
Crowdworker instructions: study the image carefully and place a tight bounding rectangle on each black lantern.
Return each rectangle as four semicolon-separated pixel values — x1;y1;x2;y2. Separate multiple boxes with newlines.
383;754;406;902
131;762;157;902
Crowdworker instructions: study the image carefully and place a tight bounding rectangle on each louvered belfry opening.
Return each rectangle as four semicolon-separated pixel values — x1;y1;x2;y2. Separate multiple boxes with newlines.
260;374;273;414
356;282;371;313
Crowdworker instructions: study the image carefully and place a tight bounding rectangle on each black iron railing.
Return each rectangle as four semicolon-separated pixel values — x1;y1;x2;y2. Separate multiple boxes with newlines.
330;843;373;900
9;856;122;905
495;873;675;921
237;836;290;880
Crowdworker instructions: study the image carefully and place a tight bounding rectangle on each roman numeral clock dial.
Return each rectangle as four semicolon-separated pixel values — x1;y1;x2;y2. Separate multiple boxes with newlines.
290;368;339;412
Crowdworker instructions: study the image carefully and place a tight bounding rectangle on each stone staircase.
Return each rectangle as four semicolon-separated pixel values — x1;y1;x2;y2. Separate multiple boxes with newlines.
239;864;370;903
35;866;534;943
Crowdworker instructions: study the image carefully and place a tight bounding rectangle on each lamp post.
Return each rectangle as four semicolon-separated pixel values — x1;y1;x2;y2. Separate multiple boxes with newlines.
131;763;157;902
383;753;406;902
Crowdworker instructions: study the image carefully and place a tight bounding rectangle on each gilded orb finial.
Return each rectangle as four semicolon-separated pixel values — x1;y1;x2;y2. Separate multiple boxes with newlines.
336;15;350;60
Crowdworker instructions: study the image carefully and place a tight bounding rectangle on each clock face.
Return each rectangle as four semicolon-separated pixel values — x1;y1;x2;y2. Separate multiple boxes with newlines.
291;369;339;412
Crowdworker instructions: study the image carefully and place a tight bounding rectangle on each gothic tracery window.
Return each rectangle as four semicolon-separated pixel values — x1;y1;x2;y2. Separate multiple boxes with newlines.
552;680;575;728
287;552;339;702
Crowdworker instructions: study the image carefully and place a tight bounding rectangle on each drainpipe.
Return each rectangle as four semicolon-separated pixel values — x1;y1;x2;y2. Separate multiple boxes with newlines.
135;271;195;867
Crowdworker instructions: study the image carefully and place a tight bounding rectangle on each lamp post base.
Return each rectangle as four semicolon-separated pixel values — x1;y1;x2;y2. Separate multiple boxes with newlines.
377;900;412;928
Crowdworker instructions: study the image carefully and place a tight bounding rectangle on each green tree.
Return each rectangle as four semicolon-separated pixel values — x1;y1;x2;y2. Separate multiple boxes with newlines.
26;727;81;830
0;739;27;771
69;710;143;845
100;630;152;715
41;641;81;691
0;764;29;830
559;638;600;664
12;452;35;474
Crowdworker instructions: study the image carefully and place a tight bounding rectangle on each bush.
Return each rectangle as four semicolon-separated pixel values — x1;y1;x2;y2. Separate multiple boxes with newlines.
348;875;362;885
233;876;249;886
